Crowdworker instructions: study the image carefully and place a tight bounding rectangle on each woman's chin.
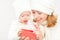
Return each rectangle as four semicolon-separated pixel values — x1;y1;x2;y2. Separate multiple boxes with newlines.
38;21;42;24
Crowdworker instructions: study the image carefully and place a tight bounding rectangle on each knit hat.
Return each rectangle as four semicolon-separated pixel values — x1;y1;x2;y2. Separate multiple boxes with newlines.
13;0;31;18
31;0;55;15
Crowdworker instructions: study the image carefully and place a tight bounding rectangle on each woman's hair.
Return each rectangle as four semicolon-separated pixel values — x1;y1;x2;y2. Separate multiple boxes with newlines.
32;10;57;28
46;12;57;27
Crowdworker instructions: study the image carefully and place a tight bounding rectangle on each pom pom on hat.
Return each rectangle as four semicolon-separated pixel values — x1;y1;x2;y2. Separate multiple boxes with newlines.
31;0;55;15
13;0;31;18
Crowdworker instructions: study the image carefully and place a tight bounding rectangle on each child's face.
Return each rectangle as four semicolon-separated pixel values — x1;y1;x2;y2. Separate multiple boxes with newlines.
32;10;47;24
19;11;31;23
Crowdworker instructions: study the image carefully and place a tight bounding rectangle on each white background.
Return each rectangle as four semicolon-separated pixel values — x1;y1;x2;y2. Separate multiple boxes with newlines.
0;0;60;40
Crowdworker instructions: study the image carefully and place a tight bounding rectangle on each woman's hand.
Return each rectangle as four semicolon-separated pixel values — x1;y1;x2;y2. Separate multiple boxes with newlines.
33;23;44;40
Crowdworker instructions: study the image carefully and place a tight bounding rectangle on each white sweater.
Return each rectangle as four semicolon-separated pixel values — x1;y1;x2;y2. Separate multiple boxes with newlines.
8;20;36;40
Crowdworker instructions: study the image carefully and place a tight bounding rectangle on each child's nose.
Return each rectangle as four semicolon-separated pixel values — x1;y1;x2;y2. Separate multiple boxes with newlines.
23;17;28;20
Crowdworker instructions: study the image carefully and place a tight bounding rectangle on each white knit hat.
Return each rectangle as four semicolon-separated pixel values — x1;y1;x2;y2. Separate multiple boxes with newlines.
31;0;55;15
12;0;31;18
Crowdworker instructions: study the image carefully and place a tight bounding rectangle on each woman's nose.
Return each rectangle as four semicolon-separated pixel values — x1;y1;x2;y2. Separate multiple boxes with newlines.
35;14;40;18
39;17;43;21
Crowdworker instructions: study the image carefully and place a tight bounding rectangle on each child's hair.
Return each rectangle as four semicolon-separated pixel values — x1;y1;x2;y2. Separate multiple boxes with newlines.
46;12;57;27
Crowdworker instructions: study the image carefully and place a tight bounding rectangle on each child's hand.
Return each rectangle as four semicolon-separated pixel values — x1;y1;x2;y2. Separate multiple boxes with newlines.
18;34;31;40
19;36;26;40
19;37;36;40
18;36;28;40
23;37;30;40
18;29;22;37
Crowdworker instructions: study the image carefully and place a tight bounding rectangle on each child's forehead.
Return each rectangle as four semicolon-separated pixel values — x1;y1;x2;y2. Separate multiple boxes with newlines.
21;11;31;15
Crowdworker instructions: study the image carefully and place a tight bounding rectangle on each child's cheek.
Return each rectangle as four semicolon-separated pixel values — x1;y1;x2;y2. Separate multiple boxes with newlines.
21;19;24;21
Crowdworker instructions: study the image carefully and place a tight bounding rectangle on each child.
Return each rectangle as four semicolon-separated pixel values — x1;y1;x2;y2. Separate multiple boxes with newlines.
17;11;37;40
8;0;37;40
8;10;37;40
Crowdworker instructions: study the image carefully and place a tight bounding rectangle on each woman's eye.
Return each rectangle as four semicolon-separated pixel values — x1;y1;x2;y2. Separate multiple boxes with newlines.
32;11;35;14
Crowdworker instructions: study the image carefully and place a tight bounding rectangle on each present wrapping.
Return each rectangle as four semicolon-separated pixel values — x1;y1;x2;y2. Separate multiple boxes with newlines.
20;29;36;40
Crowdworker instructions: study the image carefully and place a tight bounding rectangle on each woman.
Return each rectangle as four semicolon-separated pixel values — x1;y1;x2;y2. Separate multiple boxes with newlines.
32;10;57;40
31;0;57;40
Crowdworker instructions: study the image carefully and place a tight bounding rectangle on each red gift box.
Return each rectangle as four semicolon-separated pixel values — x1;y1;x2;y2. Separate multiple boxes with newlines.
20;29;36;40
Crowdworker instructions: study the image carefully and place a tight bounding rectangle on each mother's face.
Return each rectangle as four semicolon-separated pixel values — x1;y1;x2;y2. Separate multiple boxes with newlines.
32;10;48;24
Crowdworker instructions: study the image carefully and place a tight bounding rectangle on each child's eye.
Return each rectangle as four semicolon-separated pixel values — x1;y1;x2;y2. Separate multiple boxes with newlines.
21;15;24;17
38;13;42;15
